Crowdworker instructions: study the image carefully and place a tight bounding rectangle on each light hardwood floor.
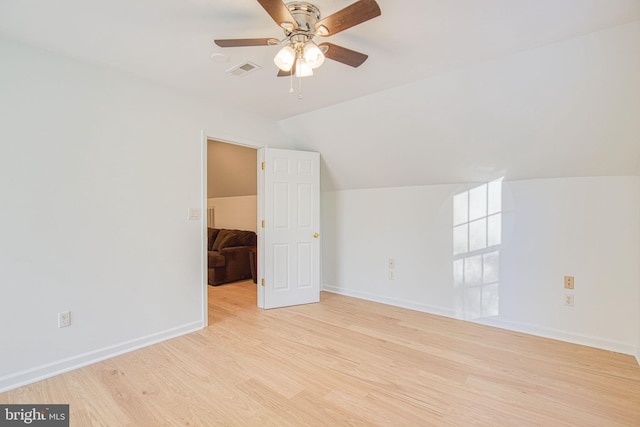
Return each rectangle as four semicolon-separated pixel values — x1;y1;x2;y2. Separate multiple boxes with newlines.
2;281;640;426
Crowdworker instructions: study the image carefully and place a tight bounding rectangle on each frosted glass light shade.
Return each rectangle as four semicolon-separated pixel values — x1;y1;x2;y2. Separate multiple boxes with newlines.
295;58;313;77
303;41;325;69
274;45;296;72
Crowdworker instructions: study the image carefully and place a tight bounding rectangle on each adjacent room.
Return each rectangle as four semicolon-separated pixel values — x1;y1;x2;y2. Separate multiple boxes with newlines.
206;140;258;287
1;0;639;424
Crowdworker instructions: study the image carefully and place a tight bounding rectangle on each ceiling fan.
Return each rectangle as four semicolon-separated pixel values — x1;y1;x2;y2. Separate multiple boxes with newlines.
214;0;382;78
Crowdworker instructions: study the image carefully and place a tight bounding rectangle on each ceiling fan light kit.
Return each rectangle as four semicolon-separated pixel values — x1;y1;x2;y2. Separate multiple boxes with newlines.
295;57;314;77
303;41;325;68
274;44;296;71
274;39;324;76
214;0;381;95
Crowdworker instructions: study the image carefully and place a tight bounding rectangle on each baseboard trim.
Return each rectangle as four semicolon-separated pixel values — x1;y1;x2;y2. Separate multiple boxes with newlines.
321;284;636;356
322;284;456;319
474;317;637;356
0;320;204;393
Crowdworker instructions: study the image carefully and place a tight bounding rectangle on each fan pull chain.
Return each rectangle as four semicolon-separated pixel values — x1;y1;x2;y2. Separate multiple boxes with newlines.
298;74;303;100
289;68;294;93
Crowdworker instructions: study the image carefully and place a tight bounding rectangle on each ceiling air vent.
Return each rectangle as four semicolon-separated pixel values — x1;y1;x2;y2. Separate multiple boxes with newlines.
226;61;261;77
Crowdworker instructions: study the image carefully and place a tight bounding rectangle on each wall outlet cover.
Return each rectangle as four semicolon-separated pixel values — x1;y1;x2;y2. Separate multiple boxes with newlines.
58;311;71;328
563;293;574;307
564;275;575;289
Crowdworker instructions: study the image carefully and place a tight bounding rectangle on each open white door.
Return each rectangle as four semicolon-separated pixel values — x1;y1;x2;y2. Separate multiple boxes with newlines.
257;148;320;309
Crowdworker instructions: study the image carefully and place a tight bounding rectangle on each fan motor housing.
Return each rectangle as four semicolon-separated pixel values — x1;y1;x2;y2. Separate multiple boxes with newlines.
286;2;321;33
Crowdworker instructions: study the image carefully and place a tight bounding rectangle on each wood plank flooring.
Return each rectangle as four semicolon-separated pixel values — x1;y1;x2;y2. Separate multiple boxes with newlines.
2;280;640;425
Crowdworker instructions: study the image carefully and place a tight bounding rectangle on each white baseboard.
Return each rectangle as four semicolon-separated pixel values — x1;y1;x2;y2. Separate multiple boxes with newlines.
475;317;637;356
321;284;636;356
322;284;456;319
636;352;640;367
0;321;204;393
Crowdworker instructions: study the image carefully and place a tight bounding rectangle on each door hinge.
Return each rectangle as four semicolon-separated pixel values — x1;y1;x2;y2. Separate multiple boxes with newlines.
261;161;265;170
261;278;265;287
261;220;265;228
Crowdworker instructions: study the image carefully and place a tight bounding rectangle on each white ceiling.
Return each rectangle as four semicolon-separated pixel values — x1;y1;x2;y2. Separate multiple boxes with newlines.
1;0;639;120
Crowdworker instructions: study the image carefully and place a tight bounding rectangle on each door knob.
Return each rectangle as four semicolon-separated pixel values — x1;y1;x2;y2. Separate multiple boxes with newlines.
313;232;319;238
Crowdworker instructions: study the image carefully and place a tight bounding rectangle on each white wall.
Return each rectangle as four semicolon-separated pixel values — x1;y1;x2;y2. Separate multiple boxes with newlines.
322;176;640;355
0;36;284;391
207;196;257;232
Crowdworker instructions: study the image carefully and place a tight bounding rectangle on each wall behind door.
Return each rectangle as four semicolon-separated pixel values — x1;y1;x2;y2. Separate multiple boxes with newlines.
208;140;257;232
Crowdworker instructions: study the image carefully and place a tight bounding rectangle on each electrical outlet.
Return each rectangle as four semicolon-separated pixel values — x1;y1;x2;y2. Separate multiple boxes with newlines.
563;293;574;307
58;311;71;328
388;258;395;269
564;276;574;289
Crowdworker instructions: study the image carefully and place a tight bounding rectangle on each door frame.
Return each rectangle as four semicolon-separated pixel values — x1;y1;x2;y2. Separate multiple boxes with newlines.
200;130;262;326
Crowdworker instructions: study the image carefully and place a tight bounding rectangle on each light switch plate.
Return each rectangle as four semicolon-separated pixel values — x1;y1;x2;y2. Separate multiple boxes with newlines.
188;208;201;220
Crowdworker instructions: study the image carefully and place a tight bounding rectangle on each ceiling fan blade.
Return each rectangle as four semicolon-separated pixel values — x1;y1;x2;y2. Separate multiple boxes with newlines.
257;0;299;31
315;0;381;36
214;38;279;47
319;43;368;67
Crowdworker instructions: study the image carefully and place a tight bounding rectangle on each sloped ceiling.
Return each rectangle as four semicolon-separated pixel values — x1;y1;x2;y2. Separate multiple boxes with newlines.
281;22;640;190
208;140;257;198
0;1;639;189
1;0;639;121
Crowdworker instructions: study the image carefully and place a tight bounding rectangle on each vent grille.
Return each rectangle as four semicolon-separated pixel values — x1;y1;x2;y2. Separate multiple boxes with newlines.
226;61;261;77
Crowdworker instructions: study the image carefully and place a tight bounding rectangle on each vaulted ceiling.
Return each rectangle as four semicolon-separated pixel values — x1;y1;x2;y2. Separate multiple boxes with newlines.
1;1;639;190
1;0;639;120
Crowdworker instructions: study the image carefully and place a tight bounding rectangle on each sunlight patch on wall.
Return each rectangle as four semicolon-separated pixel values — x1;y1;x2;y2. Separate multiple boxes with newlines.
453;178;503;320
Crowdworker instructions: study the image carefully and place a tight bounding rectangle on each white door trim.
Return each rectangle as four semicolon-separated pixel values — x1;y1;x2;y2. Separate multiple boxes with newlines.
200;130;209;327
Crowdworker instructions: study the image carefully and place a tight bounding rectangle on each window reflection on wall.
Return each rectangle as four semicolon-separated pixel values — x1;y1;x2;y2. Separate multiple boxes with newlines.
453;178;502;320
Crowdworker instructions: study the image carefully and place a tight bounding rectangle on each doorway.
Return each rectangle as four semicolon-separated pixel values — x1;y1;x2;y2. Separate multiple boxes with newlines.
202;138;322;322
205;139;258;323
